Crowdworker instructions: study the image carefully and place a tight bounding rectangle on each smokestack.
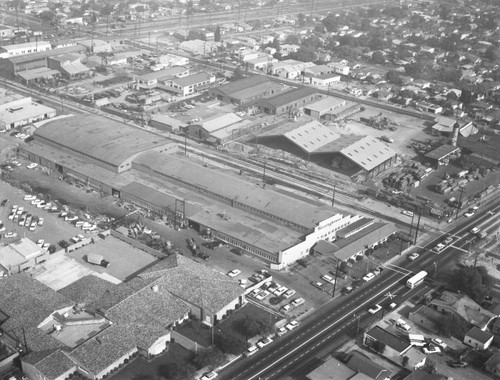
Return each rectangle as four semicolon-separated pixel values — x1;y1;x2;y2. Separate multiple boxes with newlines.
451;121;460;146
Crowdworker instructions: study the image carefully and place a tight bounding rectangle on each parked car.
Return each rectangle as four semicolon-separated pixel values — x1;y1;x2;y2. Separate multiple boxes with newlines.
363;273;375;282
0;199;8;206
433;243;446;254
257;337;273;348
280;304;291;313
422;345;441;354
276;327;288;337
244;345;259;357
312;281;324;289
368;304;382;314
443;236;454;245
227;269;241;278
341;286;353;295
321;274;335;284
291;298;305;307
26;163;38;169
201;371;218;380
431;338;447;350
464;211;474;218
283;289;296;298
285;320;299;330
4;232;17;238
401;210;414;217
449;361;468;368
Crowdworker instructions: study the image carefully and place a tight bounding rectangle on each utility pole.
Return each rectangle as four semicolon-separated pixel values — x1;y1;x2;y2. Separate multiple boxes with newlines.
455;185;466;221
332;260;340;297
413;207;422;245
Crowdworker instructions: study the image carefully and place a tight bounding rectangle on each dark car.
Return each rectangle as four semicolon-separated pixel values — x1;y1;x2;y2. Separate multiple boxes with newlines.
0;199;8;206
449;361;468;368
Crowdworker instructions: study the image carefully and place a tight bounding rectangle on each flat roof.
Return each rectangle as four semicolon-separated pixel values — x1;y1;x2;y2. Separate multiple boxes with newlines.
0;102;55;125
1;41;51;52
365;326;410;353
7;44;86;64
133;151;338;231
306;356;356;380
201;112;242;133
304;97;346;113
210;75;269;96
150;114;183;128
283;119;341;154
34;114;173;168
340;136;397;171
424;144;460;160
136;66;188;82
173;72;212;87
121;181;201;217
17;67;61;81
0;87;25;105
259;87;317;108
225;81;284;102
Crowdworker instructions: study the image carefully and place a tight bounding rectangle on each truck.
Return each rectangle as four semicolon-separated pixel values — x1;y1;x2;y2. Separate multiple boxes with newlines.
477;231;488;239
87;254;110;268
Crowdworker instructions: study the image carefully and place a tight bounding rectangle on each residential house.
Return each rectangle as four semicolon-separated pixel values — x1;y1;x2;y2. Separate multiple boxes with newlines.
429;290;497;331
464;327;494;350
271;59;316;79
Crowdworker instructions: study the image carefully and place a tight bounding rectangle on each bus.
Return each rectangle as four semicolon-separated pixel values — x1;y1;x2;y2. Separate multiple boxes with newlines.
406;271;428;289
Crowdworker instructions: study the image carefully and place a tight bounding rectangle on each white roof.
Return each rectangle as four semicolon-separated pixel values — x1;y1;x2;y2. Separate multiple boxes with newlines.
284;120;341;154
201;113;242;133
340;136;397;171
0;102;56;125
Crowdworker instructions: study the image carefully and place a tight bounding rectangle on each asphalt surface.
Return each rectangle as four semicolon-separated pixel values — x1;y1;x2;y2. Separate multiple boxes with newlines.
219;199;500;380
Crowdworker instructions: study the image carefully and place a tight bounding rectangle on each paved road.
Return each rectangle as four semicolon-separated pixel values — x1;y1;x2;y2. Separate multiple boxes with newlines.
218;201;500;379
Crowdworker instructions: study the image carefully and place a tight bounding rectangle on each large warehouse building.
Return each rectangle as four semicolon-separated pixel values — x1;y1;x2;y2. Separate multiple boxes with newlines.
21;114;363;268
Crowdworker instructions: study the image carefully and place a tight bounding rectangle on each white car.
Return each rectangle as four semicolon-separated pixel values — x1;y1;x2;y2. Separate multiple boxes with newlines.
470;227;480;235
11;161;21;167
408;253;420;261
26;163;38;169
443;236;454;245
245;345;259;357
36;239;45;247
227;269;241;278
363;273;375;282
31;199;42;205
368;304;382;314
321;274;335;284
422;345;441;354
312;281;324;289
273;286;288;296
283;289;296;298
285;320;299;330
257;337;273;348
291;298;305;307
4;232;17;238
433;243;446;254
401;210;414;217
255;290;270;300
201;371;218;380
37;218;44;226
431;338;447;350
24;195;36;201
464;211;474;218
280;304;291;313
276;327;287;336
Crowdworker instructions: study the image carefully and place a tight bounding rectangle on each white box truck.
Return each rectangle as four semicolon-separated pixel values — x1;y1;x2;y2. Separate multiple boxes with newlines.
87;254;109;268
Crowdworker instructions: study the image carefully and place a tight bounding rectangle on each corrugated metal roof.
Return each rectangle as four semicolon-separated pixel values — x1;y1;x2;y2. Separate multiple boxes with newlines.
340;136;396;171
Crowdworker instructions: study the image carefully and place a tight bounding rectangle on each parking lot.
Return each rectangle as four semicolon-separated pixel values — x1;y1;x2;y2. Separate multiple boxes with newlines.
0;180;84;251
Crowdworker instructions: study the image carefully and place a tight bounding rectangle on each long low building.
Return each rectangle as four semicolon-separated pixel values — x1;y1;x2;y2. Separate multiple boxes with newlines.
21;114;377;268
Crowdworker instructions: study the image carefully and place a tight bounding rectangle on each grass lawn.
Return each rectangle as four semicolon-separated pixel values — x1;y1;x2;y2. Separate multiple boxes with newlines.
109;344;194;380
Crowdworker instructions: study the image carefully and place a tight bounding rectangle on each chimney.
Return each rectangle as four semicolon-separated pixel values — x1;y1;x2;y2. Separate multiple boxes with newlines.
151;285;159;292
451;121;460;146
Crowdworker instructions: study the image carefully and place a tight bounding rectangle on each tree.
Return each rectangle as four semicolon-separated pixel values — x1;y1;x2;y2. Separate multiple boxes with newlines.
289;46;317;62
372;340;386;354
402;356;409;367
157;363;196;380
214;26;221;42
214;333;246;355
193;347;226;370
436;313;470;338
322;14;339;32
284;34;300;45
232;66;245;80
38;10;57;25
297;13;306;27
386;70;403;85
371;51;386;64
233;316;274;340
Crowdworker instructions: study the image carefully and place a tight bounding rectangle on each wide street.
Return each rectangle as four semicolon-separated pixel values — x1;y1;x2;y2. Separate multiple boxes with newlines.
219;198;500;379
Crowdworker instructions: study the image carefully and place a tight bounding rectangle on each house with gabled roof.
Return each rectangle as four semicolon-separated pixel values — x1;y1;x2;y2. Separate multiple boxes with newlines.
430;290;497;331
1;253;245;380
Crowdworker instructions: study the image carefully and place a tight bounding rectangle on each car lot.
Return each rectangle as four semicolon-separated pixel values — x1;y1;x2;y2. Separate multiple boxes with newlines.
0;181;84;251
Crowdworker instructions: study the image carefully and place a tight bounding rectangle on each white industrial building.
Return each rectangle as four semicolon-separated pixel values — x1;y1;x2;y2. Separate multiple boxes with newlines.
0;41;51;59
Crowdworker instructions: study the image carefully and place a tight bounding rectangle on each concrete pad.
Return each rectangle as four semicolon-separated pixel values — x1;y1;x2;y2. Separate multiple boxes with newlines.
35;255;96;291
